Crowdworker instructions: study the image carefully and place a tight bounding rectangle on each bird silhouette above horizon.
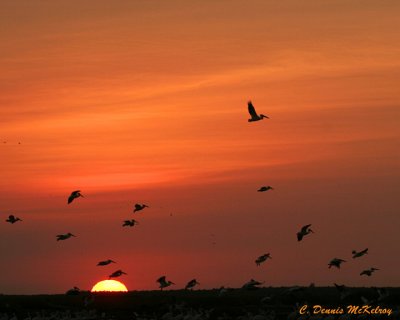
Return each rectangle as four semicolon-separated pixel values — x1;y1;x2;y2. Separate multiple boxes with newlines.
68;190;84;204
360;267;379;276
133;203;149;213
247;101;269;122
185;279;200;290
328;258;346;269
56;233;76;241
297;224;314;241
97;259;116;266
157;276;175;290
123;219;139;227
109;270;127;279
352;248;368;258
257;186;274;192
255;253;272;266
6;215;22;224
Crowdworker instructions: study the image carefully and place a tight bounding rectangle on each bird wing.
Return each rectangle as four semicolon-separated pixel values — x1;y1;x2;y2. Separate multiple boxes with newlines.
157;276;166;283
360;248;368;254
248;101;258;118
301;224;312;232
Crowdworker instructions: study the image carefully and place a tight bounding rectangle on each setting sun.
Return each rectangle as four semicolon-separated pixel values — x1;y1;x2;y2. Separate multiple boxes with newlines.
91;280;128;292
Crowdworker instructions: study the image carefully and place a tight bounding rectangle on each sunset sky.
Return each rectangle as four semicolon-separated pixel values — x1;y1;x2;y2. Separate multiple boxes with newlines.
1;0;399;294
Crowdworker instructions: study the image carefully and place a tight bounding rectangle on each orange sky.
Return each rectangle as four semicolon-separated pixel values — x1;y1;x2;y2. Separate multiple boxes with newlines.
1;0;400;294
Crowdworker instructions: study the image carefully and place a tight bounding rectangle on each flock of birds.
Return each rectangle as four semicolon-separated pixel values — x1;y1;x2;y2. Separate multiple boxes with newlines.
4;101;380;293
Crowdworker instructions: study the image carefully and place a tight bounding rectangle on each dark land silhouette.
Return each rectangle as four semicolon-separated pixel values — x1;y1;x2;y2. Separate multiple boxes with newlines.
1;286;399;319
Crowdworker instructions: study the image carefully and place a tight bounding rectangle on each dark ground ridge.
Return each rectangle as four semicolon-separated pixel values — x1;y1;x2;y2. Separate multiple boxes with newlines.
1;287;399;320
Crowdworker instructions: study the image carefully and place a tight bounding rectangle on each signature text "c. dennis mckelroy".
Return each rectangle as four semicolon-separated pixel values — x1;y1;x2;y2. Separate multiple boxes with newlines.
299;305;393;316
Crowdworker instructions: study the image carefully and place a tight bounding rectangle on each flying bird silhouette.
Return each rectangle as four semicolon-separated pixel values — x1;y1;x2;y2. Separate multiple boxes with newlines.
360;267;379;276
109;270;127;279
68;190;84;204
157;276;175;290
247;101;269;122
123;219;139;227
328;258;346;269
6;215;22;224
297;224;314;241
257;186;274;192
185;279;200;290
255;253;272;266
97;259;116;266
56;233;76;241
133;203;149;213
352;248;368;258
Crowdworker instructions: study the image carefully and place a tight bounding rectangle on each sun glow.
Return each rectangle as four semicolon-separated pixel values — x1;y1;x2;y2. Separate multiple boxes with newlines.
91;280;128;292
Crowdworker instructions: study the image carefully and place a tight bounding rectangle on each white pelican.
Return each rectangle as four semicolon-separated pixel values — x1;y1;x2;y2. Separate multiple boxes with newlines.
123;219;139;227
133;203;149;213
255;253;272;266
6;215;22;224
257;186;273;192
109;269;127;279
360;267;379;276
297;224;314;241
56;233;76;241
97;259;116;266
68;190;84;204
242;279;264;289
247;101;269;122
157;276;175;290
352;248;368;258
328;258;346;269
185;279;200;290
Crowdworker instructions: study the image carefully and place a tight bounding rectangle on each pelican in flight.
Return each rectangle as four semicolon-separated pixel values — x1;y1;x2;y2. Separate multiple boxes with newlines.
360;267;379;276
123;219;139;227
157;276;175;290
68;190;84;204
297;224;314;241
257;186;273;192
255;253;272;266
242;279;264;289
352;248;368;258
6;215;22;224
133;203;149;213
328;258;346;269
185;279;200;290
247;101;269;122
56;233;76;241
97;259;116;266
109;270;127;279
